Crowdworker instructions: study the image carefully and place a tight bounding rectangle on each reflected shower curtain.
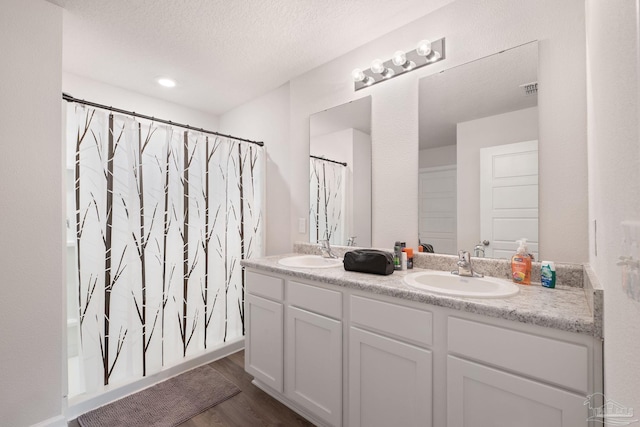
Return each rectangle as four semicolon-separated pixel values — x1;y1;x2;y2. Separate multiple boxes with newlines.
67;104;263;394
309;157;345;245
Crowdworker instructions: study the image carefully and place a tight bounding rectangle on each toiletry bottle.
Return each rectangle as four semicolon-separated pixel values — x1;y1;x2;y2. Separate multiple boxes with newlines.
405;248;414;269
511;239;532;285
541;261;556;288
393;242;402;270
401;251;408;271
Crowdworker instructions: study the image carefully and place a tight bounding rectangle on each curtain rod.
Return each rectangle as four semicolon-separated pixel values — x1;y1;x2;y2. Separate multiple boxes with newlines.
62;93;264;147
310;155;347;167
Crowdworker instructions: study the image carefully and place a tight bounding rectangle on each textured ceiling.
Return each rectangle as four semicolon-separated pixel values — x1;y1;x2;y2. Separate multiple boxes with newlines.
52;0;454;116
419;42;539;150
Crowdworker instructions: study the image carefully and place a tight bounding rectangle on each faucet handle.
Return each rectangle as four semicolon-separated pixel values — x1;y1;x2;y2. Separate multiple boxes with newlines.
319;239;338;258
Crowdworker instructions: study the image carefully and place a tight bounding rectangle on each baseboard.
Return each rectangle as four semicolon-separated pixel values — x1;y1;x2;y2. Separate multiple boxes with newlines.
30;414;67;427
66;338;244;421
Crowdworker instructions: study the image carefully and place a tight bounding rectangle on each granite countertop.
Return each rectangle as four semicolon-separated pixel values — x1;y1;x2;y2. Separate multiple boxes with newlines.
241;253;599;338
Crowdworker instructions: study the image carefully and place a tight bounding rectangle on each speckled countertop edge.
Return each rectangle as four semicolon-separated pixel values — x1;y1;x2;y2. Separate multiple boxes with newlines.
243;251;599;338
584;264;604;340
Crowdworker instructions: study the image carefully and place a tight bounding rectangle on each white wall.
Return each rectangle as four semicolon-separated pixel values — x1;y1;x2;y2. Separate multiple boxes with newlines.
352;129;372;247
586;0;640;415
456;107;539;256
311;128;352;162
0;1;64;426
419;145;456;169
63;73;219;131
288;0;588;261
310;128;373;247
219;84;291;256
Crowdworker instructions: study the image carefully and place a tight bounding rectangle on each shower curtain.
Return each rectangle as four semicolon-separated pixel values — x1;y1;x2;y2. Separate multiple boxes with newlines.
309;157;346;245
66;103;263;394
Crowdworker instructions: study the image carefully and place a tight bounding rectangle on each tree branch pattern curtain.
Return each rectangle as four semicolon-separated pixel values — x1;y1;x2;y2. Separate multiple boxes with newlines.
309;157;345;245
67;104;263;394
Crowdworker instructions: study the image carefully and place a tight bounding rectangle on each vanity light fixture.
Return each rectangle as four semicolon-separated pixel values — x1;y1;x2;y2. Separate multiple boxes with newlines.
352;37;445;91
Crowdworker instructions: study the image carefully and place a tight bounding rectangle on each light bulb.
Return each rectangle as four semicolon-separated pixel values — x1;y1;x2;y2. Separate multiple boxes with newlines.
392;51;407;67
157;77;176;88
416;39;432;56
351;68;365;82
428;51;442;62
371;59;385;74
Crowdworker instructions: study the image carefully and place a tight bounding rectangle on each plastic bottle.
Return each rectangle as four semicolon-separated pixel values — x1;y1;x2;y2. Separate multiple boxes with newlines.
404;248;414;269
393;242;402;270
541;261;556;288
511;238;532;285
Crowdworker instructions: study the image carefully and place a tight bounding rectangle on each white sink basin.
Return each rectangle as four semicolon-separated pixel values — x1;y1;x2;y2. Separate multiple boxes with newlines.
278;255;343;269
403;270;519;298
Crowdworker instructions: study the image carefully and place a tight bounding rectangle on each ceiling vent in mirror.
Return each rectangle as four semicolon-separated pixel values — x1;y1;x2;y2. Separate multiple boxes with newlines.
519;81;538;96
352;38;446;91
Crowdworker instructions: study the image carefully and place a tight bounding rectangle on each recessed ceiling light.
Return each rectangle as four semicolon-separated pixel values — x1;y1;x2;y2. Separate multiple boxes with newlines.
157;78;176;88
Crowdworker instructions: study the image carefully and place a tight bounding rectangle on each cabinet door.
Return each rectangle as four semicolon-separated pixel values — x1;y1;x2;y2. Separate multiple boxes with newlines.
349;327;432;427
286;306;342;427
245;294;283;392
447;356;587;427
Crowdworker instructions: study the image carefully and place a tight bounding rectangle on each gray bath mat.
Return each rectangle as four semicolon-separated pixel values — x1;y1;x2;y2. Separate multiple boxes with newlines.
78;365;240;427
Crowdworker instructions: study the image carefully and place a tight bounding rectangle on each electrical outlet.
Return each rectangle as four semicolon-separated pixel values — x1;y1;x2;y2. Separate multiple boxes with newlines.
298;218;306;234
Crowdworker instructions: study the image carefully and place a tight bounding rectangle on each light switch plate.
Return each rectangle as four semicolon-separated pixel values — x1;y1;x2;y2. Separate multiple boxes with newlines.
621;221;640;302
298;218;306;234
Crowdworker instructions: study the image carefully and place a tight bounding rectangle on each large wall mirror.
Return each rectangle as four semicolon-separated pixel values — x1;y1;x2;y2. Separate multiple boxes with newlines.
418;41;539;259
309;96;372;247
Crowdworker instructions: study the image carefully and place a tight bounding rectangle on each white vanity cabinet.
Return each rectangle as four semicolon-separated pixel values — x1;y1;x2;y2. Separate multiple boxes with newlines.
244;267;602;427
285;281;343;427
245;271;284;392
245;271;343;427
446;317;594;427
349;295;433;427
447;356;586;426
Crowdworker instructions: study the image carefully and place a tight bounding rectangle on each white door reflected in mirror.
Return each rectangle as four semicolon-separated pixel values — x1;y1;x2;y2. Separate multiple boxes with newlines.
480;140;539;259
419;165;457;255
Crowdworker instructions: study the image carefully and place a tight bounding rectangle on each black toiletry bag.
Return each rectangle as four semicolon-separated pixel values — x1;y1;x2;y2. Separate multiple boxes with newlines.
343;249;394;276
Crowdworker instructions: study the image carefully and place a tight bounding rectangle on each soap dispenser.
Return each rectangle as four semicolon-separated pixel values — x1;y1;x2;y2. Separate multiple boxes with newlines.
511;238;532;285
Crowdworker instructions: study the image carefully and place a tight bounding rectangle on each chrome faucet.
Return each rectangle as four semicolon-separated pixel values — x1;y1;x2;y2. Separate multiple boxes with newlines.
473;240;489;258
347;236;357;246
320;239;338;259
452;250;483;277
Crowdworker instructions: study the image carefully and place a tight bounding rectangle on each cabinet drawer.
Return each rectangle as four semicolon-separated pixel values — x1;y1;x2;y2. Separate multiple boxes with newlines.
246;271;284;301
350;295;432;346
288;280;342;319
448;317;589;393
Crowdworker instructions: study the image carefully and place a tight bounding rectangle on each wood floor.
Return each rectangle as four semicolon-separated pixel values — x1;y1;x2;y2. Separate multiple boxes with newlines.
69;350;314;427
